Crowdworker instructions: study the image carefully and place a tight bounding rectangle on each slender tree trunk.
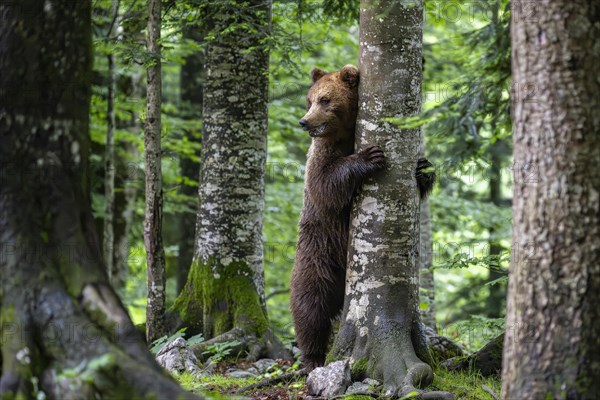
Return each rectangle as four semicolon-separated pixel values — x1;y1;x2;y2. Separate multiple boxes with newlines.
419;197;436;328
330;0;440;397
0;2;197;398
486;139;504;318
112;70;143;291
104;0;119;286
177;27;204;294
144;0;166;343
171;0;289;361
503;1;600;398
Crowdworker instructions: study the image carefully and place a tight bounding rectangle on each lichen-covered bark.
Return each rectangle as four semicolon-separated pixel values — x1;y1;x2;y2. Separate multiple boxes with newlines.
171;0;288;361
330;0;436;396
144;0;167;343
0;1;197;398
503;1;600;398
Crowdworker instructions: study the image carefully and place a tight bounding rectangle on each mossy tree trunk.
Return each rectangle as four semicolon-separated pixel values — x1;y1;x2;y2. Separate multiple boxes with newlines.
171;0;289;361
144;0;167;344
0;1;197;398
503;0;600;398
330;0;439;397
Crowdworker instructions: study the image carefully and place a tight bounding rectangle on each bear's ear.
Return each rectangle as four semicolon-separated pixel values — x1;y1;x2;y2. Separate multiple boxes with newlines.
310;67;327;83
340;64;359;88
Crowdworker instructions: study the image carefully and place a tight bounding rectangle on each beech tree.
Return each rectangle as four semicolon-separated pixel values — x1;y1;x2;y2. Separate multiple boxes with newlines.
0;1;197;398
503;0;600;398
170;0;289;360
144;0;166;343
330;0;444;397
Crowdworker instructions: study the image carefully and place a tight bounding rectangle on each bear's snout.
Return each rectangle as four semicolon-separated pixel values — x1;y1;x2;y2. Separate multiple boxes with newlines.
299;118;308;129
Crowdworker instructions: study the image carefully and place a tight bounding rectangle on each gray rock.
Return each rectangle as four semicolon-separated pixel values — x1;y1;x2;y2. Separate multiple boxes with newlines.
253;358;277;374
306;360;351;397
345;382;371;395
227;369;257;379
292;346;301;358
362;378;381;386
155;337;203;377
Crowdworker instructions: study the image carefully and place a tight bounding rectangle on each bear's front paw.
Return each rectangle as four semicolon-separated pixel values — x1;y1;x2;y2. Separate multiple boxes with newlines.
359;145;386;171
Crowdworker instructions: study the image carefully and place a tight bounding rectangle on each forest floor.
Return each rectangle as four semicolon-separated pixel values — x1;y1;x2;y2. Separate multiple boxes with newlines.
173;358;502;400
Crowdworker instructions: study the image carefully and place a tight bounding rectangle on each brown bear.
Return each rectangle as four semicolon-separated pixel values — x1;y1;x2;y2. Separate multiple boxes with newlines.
290;65;435;371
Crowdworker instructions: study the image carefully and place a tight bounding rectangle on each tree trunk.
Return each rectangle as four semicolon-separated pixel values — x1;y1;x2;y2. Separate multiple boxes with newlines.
330;0;437;396
486;139;504;318
112;70;143;291
0;1;197;398
177;26;204;294
171;0;289;361
104;0;118;287
144;0;166;343
419;197;436;328
503;1;600;398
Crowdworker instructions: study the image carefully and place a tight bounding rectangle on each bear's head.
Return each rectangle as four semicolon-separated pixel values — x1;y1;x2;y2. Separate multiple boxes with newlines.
299;65;359;141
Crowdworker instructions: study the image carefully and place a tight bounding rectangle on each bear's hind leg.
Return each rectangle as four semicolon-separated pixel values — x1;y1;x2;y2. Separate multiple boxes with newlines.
291;289;337;371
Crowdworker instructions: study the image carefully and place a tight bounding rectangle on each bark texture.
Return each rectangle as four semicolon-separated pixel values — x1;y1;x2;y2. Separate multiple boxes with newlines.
0;1;197;398
171;0;289;361
103;0;118;287
144;0;166;343
330;0;437;396
503;1;600;398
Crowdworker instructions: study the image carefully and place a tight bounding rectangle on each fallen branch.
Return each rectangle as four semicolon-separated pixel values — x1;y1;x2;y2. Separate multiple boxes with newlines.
482;384;500;400
235;369;308;394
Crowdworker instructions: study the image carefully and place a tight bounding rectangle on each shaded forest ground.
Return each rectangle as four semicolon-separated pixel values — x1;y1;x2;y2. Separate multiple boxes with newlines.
172;360;501;400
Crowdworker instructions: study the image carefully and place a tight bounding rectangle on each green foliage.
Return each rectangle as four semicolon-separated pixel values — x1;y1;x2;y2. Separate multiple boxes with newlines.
88;1;515;391
204;341;243;365
441;316;504;352
150;330;205;362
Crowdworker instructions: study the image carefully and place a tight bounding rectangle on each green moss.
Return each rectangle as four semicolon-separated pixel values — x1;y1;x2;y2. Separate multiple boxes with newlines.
350;358;370;381
171;257;269;338
175;372;259;398
429;367;501;399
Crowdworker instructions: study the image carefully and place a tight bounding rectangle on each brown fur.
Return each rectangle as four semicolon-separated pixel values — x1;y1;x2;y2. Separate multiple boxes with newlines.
290;65;386;371
290;65;435;371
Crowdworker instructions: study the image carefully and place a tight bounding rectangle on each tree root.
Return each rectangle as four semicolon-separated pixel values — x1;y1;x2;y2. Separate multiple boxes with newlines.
189;327;292;362
235;368;307;394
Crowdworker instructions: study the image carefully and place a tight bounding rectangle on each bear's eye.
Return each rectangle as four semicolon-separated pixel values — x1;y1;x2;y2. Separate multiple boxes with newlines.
319;97;330;106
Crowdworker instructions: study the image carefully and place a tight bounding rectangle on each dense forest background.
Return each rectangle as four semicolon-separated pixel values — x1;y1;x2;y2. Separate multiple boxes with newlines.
90;0;509;350
3;0;598;398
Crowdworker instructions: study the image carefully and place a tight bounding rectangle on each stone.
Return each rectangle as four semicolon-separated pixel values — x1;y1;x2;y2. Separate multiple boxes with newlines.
306;360;351;397
253;358;277;374
155;337;203;377
362;378;381;386
227;369;257;379
345;382;371;395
